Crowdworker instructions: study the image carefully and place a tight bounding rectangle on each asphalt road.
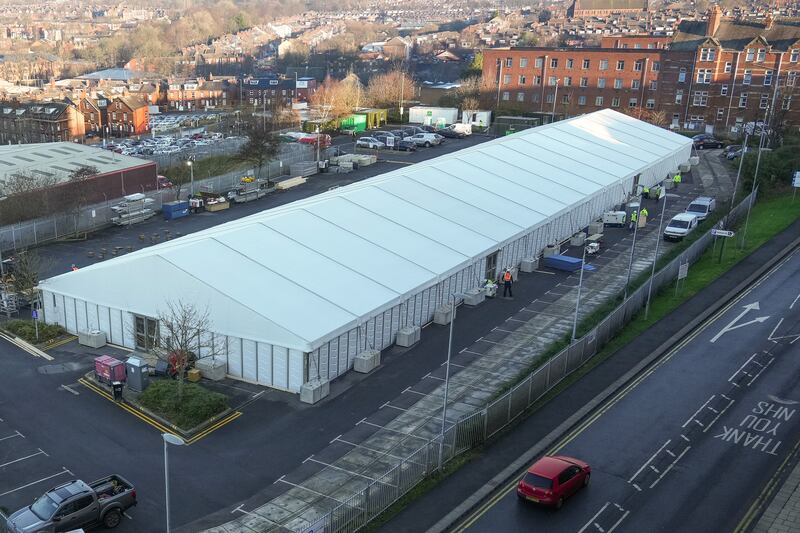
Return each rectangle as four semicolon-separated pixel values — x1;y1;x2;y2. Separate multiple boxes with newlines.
458;247;800;533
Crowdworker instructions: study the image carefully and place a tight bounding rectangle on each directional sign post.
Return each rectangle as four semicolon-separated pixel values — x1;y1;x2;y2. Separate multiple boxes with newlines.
711;228;735;263
793;171;800;201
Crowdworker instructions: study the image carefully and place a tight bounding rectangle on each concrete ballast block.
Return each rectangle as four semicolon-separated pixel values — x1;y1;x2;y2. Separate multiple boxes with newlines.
570;232;586;246
520;257;539;273
463;288;485;306
396;326;421;347
679;163;691;172
433;304;454;325
588;221;604;235
354;349;381;373
195;357;226;381
300;379;330;404
689;155;700;165
78;330;106;348
544;244;560;257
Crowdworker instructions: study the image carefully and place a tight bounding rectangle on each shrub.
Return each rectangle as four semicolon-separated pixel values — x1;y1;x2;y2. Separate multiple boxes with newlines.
138;379;228;430
3;320;65;344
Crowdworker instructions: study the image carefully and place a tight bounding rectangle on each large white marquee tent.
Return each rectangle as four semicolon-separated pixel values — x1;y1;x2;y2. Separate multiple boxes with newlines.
40;109;692;393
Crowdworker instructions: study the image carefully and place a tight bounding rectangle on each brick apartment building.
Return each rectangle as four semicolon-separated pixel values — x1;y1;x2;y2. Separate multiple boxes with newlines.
239;77;295;109
0;101;85;143
166;78;231;111
568;0;648;18
106;96;149;136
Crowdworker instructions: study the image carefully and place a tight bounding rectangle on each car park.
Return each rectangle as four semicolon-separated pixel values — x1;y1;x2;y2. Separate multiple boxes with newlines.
663;212;699;241
516;455;591;509
356;137;385;149
685;196;716;221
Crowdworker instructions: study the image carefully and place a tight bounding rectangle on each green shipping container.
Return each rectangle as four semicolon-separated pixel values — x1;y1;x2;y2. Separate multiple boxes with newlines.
339;114;367;133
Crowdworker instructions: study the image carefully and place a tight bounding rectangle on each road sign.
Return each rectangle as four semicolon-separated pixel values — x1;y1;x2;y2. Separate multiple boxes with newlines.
31;309;38;319
793;171;800;187
678;262;689;280
711;229;735;238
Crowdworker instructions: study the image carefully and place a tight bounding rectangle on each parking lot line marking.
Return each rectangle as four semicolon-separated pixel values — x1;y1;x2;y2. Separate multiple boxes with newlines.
628;439;671;483
380;402;407;412
748;357;773;386
0;468;70;497
330;434;342;444
682;395;714;428
185;411;242;445
232;504;281;526
0;450;45;468
38;447;49;457
578;502;611;533
61;384;80;395
0;430;23;442
276;477;348;504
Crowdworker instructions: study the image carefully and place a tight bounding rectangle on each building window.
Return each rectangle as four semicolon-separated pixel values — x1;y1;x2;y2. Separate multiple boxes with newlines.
503;74;511;84
746;48;755;62
562;94;570;104
583;58;591;69
532;93;540;103
502;91;510;101
646;99;655;109
595;96;604;106
757;49;766;62
760;94;769;109
725;62;732;73
551;58;558;68
628;97;638;107
721;85;728;96
675;90;683;104
650;80;658;90
566;58;574;69
578;95;586;105
788;71;797;86
678;68;687;83
739;93;748;108
520;57;529;68
616;60;625;70
535;57;544;68
652;61;660;72
548;76;558;86
743;70;752;85
563;76;572;86
506;57;512;67
112;112;116;120
634;60;643;72
717;108;725;120
783;95;792;110
792;49;800;63
534;75;542;85
519;75;526;85
546;93;554;103
599;59;609;71
517;92;525;102
764;70;773;86
700;48;717;61
632;80;640;89
614;78;623;89
648;43;655;49
693;91;709;106
597;78;606;88
696;69;712;84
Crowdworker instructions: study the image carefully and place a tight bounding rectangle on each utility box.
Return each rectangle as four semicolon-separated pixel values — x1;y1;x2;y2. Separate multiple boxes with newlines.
125;356;149;392
354;349;380;373
463;287;485;306
79;330;106;349
588;221;604;235
187;368;201;383
195;358;226;381
570;232;586;246
544;244;561;257
520;257;538;273
95;355;125;384
300;379;330;404
396;326;421;347
434;304;454;325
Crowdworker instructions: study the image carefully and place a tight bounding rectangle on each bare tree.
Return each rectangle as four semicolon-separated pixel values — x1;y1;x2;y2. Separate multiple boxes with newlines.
155;300;221;400
310;73;365;124
365;69;417;109
7;250;50;309
237;115;280;185
61;166;98;237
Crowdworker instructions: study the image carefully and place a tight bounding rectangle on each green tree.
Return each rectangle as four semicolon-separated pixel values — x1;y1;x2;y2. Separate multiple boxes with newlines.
462;52;483;78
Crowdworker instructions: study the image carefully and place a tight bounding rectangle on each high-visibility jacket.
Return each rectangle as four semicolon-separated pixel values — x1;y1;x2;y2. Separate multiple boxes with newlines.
640;208;649;217
642;187;650;194
630;211;637;222
503;271;512;282
673;174;682;183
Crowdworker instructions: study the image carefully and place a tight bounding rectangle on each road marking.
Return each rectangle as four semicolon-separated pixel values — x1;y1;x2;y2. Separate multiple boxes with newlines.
649;446;691;489
628;439;671;482
729;353;759;383
276;476;348;504
710;302;770;343
533;270;556;275
44;335;78;351
683;396;715;427
0;330;54;361
0;469;70;497
790;292;800;310
0;430;23;442
185;411;242;445
380;401;407;412
578;502;610;533
232;504;280;526
747;357;772;386
608;510;631;533
0;450;45;468
305;457;381;482
61;384;80;395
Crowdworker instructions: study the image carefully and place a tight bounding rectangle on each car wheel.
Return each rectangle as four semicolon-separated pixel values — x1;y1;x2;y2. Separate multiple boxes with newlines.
555;497;564;510
103;509;122;528
584;473;591;487
424;142;431;147
698;145;704;150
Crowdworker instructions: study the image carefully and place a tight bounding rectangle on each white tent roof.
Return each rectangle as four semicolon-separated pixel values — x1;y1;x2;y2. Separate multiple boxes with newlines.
41;110;691;352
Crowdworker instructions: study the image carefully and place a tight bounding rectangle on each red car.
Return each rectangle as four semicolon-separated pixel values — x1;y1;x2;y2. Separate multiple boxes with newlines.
516;455;591;509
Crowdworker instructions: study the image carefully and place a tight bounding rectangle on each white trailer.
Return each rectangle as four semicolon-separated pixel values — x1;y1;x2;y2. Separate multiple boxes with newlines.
463;110;493;129
408;106;459;126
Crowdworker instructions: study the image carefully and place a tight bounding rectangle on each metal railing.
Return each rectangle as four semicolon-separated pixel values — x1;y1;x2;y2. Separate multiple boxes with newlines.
301;190;755;533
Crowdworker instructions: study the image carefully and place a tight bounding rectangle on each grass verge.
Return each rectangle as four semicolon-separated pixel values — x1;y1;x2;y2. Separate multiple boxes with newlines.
138;379;228;431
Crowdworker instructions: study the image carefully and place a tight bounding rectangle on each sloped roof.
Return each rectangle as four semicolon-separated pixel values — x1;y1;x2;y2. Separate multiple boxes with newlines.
40;110;691;352
574;0;648;11
78;68;150;81
672;18;800;51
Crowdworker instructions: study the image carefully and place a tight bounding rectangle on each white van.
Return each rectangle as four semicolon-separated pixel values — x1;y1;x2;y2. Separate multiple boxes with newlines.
685;196;716;221
664;213;699;241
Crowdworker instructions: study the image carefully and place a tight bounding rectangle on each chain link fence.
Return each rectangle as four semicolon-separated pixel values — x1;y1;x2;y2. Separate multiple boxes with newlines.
300;190;756;533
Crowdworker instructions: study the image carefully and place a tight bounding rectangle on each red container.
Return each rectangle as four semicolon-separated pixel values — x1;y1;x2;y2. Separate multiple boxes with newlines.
94;355;126;384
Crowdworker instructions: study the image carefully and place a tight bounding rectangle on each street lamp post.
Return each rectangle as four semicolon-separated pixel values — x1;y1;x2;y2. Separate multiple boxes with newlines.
552;79;560;122
731;132;750;206
571;244;587;342
740;111;770;250
624;189;643;299
162;433;185;533
186;161;194;197
645;187;669;319
438;292;464;470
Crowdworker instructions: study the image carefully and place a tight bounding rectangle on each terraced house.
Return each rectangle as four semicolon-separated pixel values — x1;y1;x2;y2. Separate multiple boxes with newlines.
0;101;85;144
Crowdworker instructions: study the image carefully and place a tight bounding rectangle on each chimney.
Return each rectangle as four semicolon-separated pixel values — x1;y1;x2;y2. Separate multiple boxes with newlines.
765;13;774;30
707;4;723;37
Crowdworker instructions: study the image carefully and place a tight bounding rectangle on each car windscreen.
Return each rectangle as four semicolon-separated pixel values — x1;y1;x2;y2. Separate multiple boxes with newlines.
668;220;690;229
687;203;708;213
522;472;553;489
30;494;59;520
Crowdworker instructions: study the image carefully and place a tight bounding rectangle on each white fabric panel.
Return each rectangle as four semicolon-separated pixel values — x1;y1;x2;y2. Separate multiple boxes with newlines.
257;342;272;386
272;345;289;390
227;337;243;378
87;304;99;332
110;309;123;346
242;339;257;382
75;299;87;333
121;312;135;348
64;296;77;333
288;350;304;392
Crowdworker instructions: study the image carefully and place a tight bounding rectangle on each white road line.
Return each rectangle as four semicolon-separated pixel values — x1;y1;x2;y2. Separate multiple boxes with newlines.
38;447;49;457
276;477;347;504
729;353;759;382
0;430;23;442
403;387;427;396
380;402;407;412
424;374;445;381
665;449;676;457
703;398;735;433
649;465;660;474
631;483;641;491
492;327;516;334
61;384;80;395
748;357;773;386
628;439;671;482
329;434;342;444
0;450;45;468
790;293;800;310
231;504;279;526
357;419;429;440
682;396;715;428
123;512;133;519
578;502;611;533
608;510;631;533
0;469;70;497
650;446;691;489
533;269;556;275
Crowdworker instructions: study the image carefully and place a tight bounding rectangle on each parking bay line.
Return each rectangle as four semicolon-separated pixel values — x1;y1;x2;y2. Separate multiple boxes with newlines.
0;468;71;497
0;450;46;468
0;430;23;442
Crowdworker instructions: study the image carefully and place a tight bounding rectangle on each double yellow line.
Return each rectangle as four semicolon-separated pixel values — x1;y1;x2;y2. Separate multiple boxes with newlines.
78;377;241;445
454;278;756;532
44;335;78;351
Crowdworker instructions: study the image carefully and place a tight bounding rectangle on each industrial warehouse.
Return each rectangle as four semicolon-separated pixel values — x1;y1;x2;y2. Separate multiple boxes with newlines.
38;109;692;395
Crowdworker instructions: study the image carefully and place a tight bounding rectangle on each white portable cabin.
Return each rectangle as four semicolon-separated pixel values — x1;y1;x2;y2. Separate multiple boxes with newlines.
39;110;691;394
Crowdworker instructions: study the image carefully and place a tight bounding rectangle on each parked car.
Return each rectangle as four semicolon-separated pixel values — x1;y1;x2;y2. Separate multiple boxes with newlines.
516;455;591;509
157;175;173;189
6;475;137;532
694;137;724;149
375;135;416;151
692;133;715;142
664;213;699;241
723;144;741;156
356;137;385;149
432;127;464;139
404;133;442;147
727;146;750;160
685;196;716;221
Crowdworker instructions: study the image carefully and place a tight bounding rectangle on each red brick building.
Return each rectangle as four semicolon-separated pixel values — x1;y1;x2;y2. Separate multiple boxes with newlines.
482;47;665;118
107;96;149;136
166;78;232;111
568;0;648;18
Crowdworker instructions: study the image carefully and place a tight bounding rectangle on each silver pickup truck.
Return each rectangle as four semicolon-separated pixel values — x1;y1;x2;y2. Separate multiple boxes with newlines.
6;475;136;532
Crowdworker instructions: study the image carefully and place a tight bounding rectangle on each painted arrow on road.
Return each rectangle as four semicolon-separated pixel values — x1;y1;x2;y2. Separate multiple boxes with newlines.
767;318;800;344
710;302;770;343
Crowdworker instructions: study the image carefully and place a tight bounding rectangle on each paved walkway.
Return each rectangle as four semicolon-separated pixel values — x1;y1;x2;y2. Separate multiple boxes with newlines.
753;460;800;533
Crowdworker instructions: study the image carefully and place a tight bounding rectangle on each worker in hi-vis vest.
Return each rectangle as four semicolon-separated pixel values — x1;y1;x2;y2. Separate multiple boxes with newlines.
502;268;513;298
629;210;637;232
